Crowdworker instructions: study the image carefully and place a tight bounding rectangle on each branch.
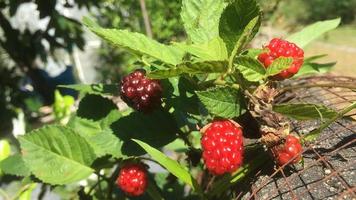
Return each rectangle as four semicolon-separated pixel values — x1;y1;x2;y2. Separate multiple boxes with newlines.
139;0;153;38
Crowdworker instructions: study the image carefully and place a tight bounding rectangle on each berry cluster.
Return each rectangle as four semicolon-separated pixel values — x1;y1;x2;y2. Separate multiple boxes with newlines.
258;38;304;80
201;120;244;175
273;135;303;166
116;163;148;196
120;69;162;112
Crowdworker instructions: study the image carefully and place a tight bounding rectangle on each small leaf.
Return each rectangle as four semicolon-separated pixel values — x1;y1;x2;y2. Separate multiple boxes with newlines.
196;87;246;118
219;0;261;53
174;37;228;61
294;62;336;78
59;84;118;96
83;17;184;65
287;18;341;48
304;54;328;63
132;139;199;191
181;0;226;44
0;155;30;177
148;61;228;79
19;125;96;185
265;57;293;77
273;103;338;120
234;56;266;82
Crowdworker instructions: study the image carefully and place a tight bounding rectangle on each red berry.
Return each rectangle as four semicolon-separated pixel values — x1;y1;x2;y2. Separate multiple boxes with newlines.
120;69;163;112
116;163;148;196
273;135;303;166
201;120;244;175
258;38;304;80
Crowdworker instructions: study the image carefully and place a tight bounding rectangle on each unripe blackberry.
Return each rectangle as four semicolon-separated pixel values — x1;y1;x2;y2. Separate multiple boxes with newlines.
120;69;162;112
116;163;148;196
201;120;244;175
258;38;304;80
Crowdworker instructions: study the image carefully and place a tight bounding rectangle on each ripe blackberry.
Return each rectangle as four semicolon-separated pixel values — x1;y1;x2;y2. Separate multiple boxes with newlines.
258;38;304;80
116;163;148;196
120;69;162;112
201;120;244;175
272;135;303;166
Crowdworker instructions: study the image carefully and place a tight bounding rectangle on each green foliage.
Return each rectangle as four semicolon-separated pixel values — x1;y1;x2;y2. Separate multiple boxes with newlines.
273;103;338;120
197;87;246;118
181;0;226;44
3;0;348;199
148;61;228;79
68;116;124;158
219;0;261;53
53;90;75;123
59;84;118;96
0;154;30;177
84;18;184;65
175;37;228;61
234;56;266;82
287;18;341;48
265;57;293;77
19;125;96;184
133;139;201;192
111;109;179;156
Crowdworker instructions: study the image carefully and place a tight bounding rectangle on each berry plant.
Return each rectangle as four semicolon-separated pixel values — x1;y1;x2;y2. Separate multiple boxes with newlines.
0;0;352;199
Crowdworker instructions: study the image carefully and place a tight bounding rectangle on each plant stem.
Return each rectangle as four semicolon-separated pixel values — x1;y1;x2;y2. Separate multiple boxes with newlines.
139;0;153;38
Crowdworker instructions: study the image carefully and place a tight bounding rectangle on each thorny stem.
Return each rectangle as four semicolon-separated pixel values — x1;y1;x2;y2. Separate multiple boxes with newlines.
280;83;356;92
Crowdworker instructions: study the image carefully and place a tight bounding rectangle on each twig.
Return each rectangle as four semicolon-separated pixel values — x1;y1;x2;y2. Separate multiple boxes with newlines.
139;0;153;38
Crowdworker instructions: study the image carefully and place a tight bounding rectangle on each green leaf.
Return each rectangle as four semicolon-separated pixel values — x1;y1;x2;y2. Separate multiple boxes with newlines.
196;87;246;118
229;16;261;58
83;17;184;65
286;18;341;48
132;139;199;191
19;125;96;185
0;155;30;177
265;57;293;77
219;0;261;53
181;0;226;44
242;48;266;58
294;62;336;78
0;140;11;161
77;94;118;121
273;103;338;120
111;109;179;156
68;116;124;158
304;102;356;141
148;61;228;79
234;56;266;82
174;37;228;61
59;84;118;96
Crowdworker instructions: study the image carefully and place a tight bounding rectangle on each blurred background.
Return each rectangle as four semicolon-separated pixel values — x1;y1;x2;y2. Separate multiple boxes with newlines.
0;0;355;198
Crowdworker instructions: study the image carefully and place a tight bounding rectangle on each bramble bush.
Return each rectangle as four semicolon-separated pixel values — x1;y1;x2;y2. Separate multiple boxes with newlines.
1;0;353;199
